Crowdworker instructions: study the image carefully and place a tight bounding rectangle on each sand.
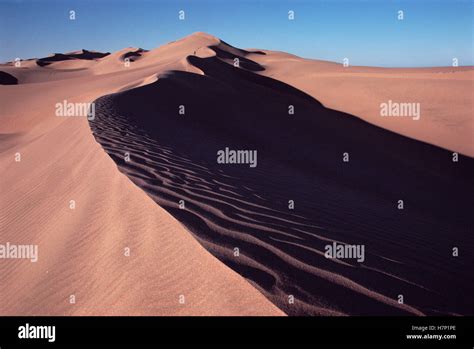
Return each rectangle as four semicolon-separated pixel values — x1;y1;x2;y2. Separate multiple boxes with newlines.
1;32;473;316
250;52;474;157
0;33;284;316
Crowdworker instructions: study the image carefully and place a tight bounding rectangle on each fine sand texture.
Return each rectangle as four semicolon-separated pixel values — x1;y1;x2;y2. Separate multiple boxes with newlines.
0;33;284;316
1;32;473;316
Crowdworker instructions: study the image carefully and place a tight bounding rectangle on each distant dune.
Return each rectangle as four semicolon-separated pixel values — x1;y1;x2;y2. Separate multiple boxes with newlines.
251;52;474;157
35;49;111;67
1;32;473;316
121;48;148;62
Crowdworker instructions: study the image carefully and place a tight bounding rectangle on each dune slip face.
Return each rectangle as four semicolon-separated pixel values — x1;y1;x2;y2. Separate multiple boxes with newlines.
89;38;474;316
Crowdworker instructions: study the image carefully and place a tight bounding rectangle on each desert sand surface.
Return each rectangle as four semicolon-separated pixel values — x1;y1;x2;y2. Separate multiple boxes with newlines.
1;32;473;316
251;52;474;157
0;33;284;316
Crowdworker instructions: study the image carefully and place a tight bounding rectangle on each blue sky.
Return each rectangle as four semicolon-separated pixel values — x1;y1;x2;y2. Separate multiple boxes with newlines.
0;0;472;67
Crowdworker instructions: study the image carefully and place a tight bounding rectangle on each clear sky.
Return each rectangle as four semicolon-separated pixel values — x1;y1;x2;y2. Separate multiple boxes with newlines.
0;0;472;67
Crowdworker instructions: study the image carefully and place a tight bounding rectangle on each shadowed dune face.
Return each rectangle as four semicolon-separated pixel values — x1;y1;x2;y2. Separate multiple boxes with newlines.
0;71;18;85
121;48;148;62
90;46;474;316
209;40;266;71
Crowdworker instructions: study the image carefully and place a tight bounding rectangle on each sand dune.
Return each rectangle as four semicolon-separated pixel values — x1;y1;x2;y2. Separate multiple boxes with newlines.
89;39;474;315
121;48;148;62
1;32;473;316
36;49;111;67
0;33;284;316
